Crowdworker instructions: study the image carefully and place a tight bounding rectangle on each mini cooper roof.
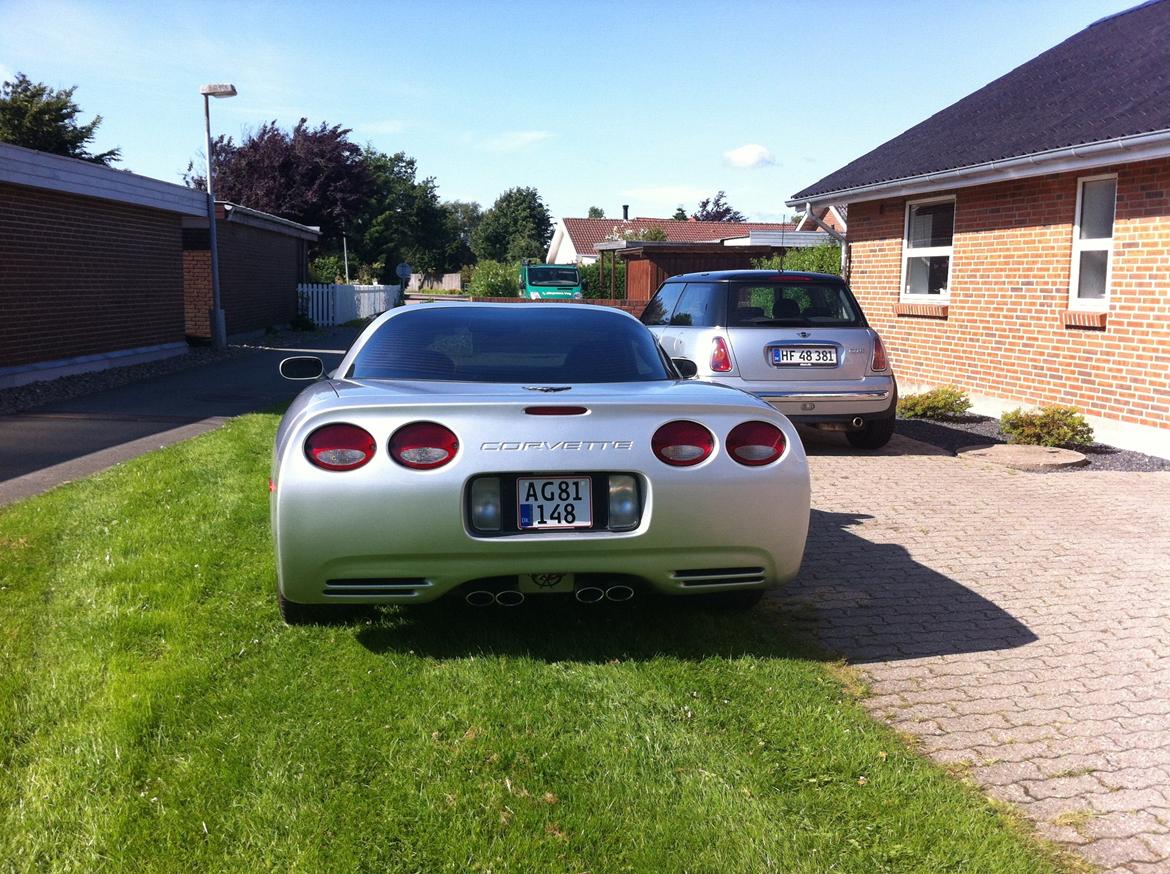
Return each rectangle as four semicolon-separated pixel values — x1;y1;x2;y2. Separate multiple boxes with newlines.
662;270;845;283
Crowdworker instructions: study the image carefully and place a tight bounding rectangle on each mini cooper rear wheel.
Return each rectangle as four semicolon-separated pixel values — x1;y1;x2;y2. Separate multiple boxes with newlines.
846;416;896;450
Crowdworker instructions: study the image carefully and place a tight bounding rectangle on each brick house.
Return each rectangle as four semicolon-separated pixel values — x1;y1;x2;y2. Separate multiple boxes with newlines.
0;143;317;388
787;0;1170;457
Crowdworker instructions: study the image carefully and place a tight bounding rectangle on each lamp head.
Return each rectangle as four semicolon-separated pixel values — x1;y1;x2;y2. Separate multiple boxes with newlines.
199;83;237;98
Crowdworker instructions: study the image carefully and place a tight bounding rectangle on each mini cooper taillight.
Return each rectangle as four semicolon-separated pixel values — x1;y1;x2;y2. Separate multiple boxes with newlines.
726;421;786;466
389;422;459;470
871;333;889;372
652;421;714;466
710;336;733;373
304;423;376;471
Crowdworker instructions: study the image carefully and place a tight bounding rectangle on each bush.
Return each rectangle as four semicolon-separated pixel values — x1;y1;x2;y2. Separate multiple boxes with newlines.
999;406;1094;447
753;243;842;275
469;259;521;296
578;260;627;299
897;386;972;419
289;313;316;332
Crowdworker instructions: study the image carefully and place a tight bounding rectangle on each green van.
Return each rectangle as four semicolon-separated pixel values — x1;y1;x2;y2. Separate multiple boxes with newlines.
519;262;584;300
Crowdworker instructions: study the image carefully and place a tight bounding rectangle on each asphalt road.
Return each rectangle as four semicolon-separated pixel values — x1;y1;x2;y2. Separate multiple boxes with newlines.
0;332;355;506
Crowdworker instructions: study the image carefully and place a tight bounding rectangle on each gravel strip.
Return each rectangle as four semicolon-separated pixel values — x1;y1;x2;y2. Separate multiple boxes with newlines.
897;415;1170;472
0;327;361;419
0;346;252;417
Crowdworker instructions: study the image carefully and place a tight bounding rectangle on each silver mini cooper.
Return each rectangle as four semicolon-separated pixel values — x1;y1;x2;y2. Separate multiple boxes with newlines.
641;270;897;449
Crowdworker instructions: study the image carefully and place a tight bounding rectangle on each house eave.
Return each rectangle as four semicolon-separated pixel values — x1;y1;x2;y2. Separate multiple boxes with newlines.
786;128;1170;208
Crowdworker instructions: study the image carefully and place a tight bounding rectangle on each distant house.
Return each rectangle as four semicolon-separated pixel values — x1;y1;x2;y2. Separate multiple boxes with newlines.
788;0;1170;457
0;143;317;388
546;216;798;265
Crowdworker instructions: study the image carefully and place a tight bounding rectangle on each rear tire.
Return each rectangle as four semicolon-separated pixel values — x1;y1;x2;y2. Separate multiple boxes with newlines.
846;416;896;450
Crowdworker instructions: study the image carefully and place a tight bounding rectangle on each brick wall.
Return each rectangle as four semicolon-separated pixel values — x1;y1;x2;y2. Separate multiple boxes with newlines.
846;156;1170;431
183;218;306;338
0;182;185;368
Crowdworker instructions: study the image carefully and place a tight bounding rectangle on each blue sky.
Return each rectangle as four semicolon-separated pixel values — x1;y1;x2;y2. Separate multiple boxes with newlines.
0;0;1138;224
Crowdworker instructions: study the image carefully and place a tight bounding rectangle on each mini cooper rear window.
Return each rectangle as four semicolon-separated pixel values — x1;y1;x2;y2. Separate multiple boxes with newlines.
727;281;862;327
350;307;672;383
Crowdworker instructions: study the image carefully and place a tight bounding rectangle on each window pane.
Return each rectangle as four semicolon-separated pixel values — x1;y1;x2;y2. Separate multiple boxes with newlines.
669;283;725;327
906;255;950;295
908;202;954;248
728;283;861;326
1079;179;1116;240
1077;250;1109;299
641;282;684;325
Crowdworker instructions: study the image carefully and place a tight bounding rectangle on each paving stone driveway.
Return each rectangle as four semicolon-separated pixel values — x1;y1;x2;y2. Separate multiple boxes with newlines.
786;434;1170;873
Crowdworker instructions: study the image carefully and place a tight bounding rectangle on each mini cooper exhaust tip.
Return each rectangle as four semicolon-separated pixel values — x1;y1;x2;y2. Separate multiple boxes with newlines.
465;590;496;607
852;417;865;428
494;590;526;607
574;586;605;604
604;585;635;602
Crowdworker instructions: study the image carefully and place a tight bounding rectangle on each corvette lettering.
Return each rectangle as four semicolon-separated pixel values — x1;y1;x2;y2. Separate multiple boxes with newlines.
481;440;634;451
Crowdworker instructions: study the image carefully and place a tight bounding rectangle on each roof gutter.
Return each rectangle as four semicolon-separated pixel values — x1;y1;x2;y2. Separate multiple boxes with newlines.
785;127;1170;208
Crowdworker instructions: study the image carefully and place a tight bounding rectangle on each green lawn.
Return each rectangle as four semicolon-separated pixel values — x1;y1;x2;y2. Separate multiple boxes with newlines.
0;415;1073;873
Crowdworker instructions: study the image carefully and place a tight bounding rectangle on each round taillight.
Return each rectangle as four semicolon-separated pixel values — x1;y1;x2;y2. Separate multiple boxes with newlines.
389;422;459;470
651;420;714;467
727;421;786;466
304;423;376;471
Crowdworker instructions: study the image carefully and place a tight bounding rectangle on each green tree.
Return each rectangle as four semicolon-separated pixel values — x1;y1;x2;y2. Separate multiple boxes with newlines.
692;191;746;222
472;186;552;262
587;205;605;218
468;259;521;296
752;243;841;275
351;149;462;281
0;73;119;164
671;205;687;221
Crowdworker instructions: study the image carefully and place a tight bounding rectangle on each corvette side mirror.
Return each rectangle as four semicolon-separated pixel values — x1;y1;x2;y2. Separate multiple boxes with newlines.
672;358;699;379
279;356;325;380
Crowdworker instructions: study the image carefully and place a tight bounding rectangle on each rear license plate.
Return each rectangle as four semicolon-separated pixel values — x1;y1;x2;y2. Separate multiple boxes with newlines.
771;346;838;366
517;477;592;529
519;573;575;594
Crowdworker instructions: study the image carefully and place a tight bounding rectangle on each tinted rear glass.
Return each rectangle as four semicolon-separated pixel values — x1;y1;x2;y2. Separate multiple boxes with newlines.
670;283;725;327
350;306;671;383
727;281;862;327
640;282;685;326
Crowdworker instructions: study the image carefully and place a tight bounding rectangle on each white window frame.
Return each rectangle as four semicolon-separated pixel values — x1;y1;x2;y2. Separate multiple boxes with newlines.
1068;173;1117;312
900;196;956;303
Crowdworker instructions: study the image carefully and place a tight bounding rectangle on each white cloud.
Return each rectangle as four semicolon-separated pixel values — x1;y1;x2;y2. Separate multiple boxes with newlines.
723;143;775;169
0;63;13;85
483;130;553;151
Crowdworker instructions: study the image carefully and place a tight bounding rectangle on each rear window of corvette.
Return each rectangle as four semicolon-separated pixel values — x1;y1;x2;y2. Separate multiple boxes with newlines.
349;307;672;383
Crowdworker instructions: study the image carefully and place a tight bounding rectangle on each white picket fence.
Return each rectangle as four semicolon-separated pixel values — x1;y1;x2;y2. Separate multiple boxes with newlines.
297;283;402;326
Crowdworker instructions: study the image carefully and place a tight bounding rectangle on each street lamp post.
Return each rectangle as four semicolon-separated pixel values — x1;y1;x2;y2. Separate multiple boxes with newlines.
199;83;237;349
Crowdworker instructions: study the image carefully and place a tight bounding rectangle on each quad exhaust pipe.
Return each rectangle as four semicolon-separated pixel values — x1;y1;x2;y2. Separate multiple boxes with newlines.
465;590;496;607
575;585;635;603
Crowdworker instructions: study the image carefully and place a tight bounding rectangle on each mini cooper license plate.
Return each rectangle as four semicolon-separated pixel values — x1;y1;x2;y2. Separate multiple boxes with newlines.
517;477;592;529
772;345;838;366
772;346;837;365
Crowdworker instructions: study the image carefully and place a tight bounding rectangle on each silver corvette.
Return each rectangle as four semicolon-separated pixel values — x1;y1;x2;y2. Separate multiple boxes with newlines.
271;303;810;624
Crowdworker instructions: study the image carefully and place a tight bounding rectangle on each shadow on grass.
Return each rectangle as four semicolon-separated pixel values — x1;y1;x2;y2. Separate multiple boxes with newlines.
355;509;1037;665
